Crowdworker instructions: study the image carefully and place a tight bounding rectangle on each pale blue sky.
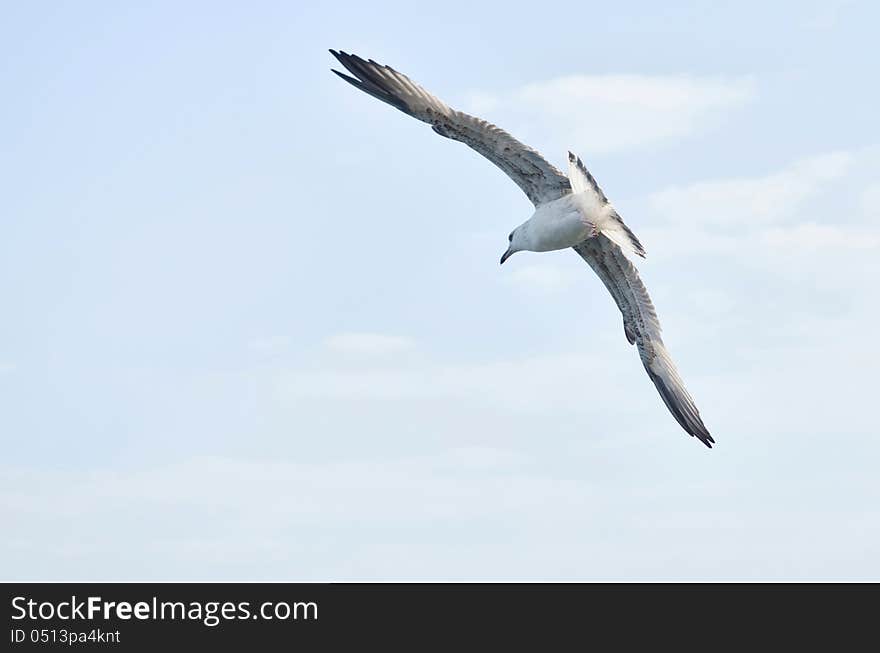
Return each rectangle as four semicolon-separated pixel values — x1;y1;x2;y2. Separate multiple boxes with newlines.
2;1;879;580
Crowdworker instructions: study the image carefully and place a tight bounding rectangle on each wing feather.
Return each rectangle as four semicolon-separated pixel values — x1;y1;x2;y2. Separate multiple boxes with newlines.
330;50;571;206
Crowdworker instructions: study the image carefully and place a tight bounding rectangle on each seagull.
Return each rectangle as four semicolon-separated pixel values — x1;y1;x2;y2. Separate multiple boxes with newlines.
329;50;714;448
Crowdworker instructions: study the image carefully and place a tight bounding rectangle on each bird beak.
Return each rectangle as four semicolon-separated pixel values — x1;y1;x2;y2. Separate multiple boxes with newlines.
500;247;513;265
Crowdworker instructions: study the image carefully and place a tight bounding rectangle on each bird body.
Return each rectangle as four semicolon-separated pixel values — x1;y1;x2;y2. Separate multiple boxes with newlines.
511;193;597;254
510;154;646;258
329;50;714;448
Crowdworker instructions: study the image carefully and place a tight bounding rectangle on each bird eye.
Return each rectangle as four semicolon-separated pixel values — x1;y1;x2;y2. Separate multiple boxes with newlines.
508;232;514;242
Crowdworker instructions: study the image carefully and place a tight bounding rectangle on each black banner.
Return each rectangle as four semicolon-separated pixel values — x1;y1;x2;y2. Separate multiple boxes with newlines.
3;583;877;649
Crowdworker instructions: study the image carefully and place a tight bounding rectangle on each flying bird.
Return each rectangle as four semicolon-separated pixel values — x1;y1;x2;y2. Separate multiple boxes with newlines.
329;50;714;448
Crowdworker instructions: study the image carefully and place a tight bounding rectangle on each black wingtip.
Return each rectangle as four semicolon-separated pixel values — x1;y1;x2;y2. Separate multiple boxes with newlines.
690;421;714;448
327;51;411;114
330;69;366;90
329;49;351;65
690;422;714;448
646;364;714;449
695;428;715;448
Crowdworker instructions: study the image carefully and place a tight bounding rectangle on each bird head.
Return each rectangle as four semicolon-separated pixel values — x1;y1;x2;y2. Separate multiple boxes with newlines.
500;228;521;265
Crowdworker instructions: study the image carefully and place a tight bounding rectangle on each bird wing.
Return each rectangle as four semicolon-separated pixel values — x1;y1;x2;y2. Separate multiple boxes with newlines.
574;236;714;447
330;50;571;206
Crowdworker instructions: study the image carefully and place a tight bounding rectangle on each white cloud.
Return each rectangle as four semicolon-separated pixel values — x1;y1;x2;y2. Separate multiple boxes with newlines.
324;332;416;356
760;223;880;251
467;74;755;154
5;441;880;580
0;452;585;579
636;226;740;258
649;151;854;225
280;351;622;409
638;150;880;265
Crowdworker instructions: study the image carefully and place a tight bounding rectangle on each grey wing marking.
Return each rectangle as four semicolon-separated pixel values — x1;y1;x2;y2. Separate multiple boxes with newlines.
574;236;714;447
330;50;571;206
